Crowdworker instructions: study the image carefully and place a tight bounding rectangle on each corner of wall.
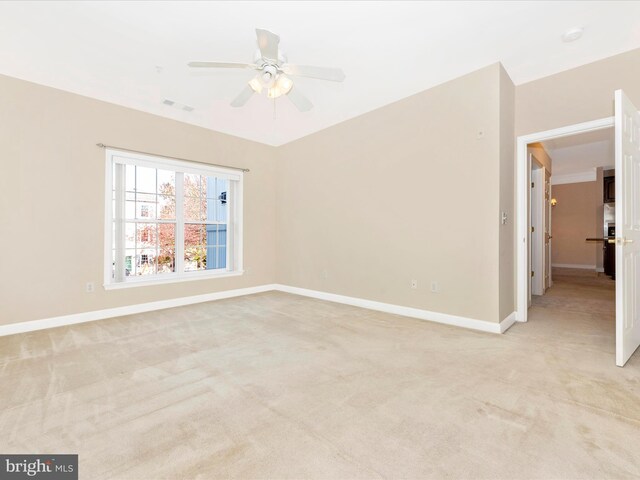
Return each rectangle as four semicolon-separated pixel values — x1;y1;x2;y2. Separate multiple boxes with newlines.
498;63;516;322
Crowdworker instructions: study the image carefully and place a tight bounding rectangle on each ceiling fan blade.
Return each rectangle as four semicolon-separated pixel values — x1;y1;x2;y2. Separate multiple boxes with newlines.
188;62;253;69
282;64;345;82
255;28;279;61
230;84;255;107
287;86;313;112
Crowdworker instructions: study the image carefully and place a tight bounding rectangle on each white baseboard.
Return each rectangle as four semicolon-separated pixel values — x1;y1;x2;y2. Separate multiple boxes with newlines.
596;267;605;273
499;311;517;333
0;284;278;337
552;263;596;270
274;284;503;334
0;283;510;337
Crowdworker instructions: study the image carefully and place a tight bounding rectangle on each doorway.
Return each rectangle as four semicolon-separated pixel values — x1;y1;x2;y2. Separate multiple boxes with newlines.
517;117;614;322
527;128;616;358
516;90;640;367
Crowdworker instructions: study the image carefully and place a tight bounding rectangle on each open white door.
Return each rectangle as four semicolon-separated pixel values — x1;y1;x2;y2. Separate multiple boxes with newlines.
615;90;640;367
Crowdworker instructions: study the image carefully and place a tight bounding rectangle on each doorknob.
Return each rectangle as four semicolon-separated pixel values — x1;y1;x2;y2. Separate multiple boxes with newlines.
609;238;635;245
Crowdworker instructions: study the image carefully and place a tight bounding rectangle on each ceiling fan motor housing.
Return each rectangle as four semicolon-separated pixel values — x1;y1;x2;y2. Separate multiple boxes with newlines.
253;50;287;67
260;65;278;86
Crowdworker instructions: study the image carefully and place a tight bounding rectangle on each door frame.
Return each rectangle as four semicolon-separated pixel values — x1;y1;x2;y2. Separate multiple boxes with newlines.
516;117;614;323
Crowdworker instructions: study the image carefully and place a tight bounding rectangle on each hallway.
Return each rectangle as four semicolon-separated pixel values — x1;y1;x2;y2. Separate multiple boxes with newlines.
522;267;616;357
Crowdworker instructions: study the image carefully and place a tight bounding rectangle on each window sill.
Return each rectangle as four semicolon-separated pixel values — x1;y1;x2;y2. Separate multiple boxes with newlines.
103;270;244;290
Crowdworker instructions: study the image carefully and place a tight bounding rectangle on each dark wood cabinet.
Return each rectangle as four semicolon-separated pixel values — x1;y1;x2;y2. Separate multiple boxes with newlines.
604;241;616;279
604;176;615;203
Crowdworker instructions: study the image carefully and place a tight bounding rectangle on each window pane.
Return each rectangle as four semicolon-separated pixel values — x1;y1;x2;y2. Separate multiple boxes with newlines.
136;166;156;194
135;249;157;276
206;224;227;270
183;195;203;222
202;176;211;199
125;249;136;276
184;223;207;271
157;169;175;194
158;224;175;274
204;177;227;222
183;173;201;197
125;200;135;219
135;192;158;219
125;164;135;192
137;200;156;220
158;194;175;220
125;223;136;250
205;198;228;223
136;223;157;246
204;176;227;199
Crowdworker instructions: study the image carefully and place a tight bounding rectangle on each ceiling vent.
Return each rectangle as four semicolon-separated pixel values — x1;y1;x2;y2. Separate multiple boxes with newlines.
162;98;194;112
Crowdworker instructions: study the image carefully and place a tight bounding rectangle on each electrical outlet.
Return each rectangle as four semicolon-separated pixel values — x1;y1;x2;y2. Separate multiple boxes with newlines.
411;279;418;289
431;281;440;293
85;282;95;293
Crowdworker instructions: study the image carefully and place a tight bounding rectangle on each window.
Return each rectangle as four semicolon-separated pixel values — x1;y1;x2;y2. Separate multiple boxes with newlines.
104;149;243;288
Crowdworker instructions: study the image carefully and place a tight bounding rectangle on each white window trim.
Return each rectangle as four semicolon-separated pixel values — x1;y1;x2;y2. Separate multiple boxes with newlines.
103;148;244;289
103;270;245;290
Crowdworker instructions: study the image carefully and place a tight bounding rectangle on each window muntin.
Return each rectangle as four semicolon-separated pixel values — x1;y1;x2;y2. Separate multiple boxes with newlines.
105;150;242;287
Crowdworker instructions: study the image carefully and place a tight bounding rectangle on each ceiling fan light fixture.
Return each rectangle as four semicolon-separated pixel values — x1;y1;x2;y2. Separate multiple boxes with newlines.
267;74;294;99
267;86;281;99
277;75;293;95
248;77;263;93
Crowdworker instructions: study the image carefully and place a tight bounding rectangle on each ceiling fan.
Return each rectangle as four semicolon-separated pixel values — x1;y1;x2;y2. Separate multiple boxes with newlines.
188;29;345;112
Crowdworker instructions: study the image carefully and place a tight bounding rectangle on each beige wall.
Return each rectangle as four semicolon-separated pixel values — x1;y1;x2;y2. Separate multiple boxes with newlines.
516;47;640;136
0;74;278;325
499;65;516;321
276;64;504;323
5;46;640;329
551;181;599;267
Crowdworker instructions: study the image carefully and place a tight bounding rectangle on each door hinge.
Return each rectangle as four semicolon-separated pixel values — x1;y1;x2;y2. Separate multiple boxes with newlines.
531;271;535;277
531;226;535;233
531;182;535;188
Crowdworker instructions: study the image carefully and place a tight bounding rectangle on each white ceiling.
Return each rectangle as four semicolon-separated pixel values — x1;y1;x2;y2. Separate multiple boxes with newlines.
1;1;640;146
543;128;614;176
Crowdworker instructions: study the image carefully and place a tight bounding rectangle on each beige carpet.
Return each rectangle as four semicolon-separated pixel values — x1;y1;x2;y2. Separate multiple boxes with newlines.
1;269;639;479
